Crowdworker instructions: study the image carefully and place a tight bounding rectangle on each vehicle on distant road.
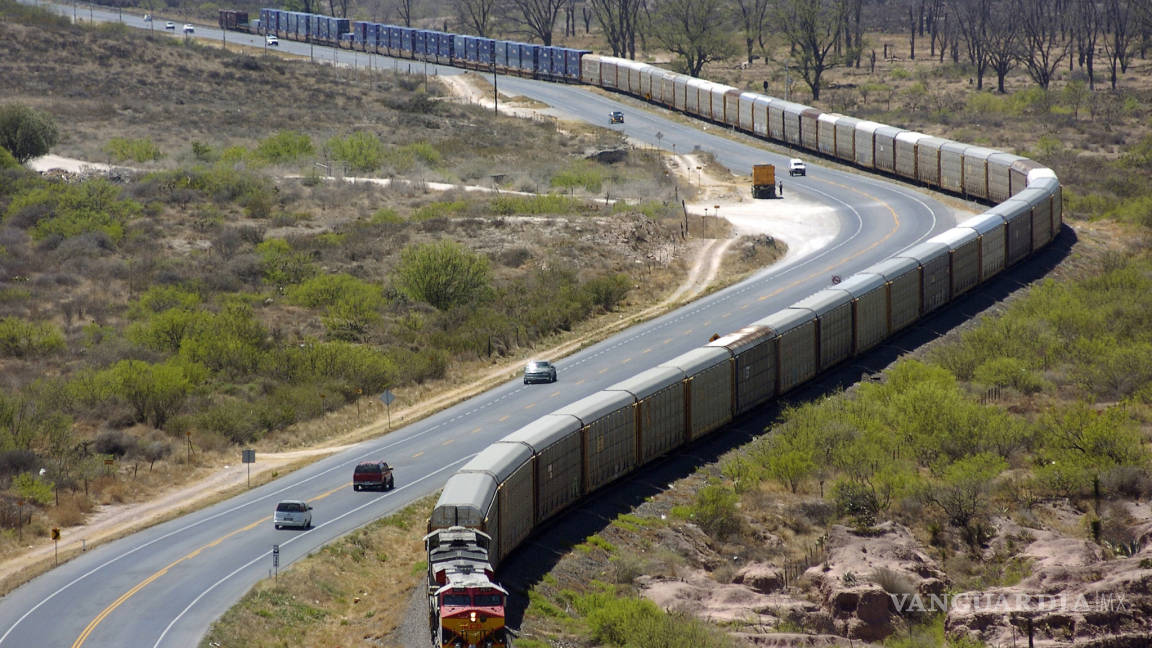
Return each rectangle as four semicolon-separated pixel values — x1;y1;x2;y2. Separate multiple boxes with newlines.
266;34;279;46
353;460;394;491
609;111;624;124
523;360;557;384
273;500;312;529
789;158;807;176
183;23;194;33
164;21;174;30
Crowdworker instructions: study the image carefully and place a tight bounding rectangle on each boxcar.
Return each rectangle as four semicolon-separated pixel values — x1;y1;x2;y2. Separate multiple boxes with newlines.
752;95;773;139
501;415;583;525
928;228;981;297
996;197;1035;265
829;273;889;354
1027;170;1062;232
457;443;535;563
555;391;636;493
962;146;997;200
800;108;822;151
833;115;860;163
915;136;947;186
939;141;969;194
873;125;903;174
706;325;777;415
895;240;952;314
1014;186;1054;250
987;152;1024;203
790;289;854;371
724;89;742;128
782;102;805;146
430;472;497;546
959;212;1008;281
854;121;881;169
817;113;840;157
862;256;921;333
738;92;758;133
659;347;733;441
1010;158;1044;198
894;132;927;182
605;367;686;463
685;78;708;117
758;309;817;394
580;54;601;86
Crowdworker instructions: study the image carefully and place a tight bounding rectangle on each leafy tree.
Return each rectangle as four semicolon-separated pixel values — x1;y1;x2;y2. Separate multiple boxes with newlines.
0;104;58;163
691;484;741;537
103;359;207;428
650;0;737;77
393;240;492;310
4;178;140;243
178;302;268;377
12;472;53;506
0;146;18;170
257;238;317;286
0;317;65;357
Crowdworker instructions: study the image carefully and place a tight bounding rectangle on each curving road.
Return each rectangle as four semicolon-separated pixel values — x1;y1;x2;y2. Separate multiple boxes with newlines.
2;4;975;646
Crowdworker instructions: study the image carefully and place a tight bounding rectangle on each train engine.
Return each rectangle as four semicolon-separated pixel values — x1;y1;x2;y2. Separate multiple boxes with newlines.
425;526;510;648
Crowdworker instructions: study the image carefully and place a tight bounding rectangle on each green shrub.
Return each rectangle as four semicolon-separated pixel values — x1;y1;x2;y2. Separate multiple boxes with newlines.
370;207;403;224
412;200;467;221
691;484;741;537
972;357;1049;394
393;240;492;309
551;160;605;193
5;178;140;242
327;131;386;173
255;130;313;164
257;238;317;286
0;103;58;163
101;358;207;428
104;137;164;163
0;146;18;169
12;472;53;506
287;273;384;309
582;273;631;311
0;317;64;357
489;194;585;215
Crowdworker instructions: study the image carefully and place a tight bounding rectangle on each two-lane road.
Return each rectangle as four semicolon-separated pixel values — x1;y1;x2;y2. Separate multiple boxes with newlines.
2;5;976;645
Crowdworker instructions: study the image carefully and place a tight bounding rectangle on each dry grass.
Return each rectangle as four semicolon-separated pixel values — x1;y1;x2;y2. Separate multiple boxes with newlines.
202;495;434;648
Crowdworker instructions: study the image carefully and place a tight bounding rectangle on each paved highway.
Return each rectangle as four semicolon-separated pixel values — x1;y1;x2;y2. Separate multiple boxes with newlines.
2;5;974;646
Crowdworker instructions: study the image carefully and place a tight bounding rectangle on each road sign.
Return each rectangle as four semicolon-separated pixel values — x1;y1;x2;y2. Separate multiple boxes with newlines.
272;544;279;567
51;527;60;540
378;389;395;405
242;449;255;463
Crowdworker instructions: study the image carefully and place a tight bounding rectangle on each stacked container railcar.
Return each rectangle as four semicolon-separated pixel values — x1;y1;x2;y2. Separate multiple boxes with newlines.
782;102;805;146
939;141;969;194
987;153;1025;203
605;368;687;464
1015;186;1054;250
1010;159;1044;197
800;108;822;151
854;121;881;169
790;289;854;371
960;212;1008;281
833;115;860;163
431;472;499;559
658;348;733;441
556;392;636;492
706;326;777;416
995;197;1035;265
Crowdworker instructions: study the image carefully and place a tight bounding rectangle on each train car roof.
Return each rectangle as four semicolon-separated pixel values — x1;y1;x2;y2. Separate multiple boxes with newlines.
895;240;950;265
927;227;979;249
707;324;775;355
605;366;684;401
860;255;920;281
828;271;887;299
500;414;582;452
658;346;730;377
790;287;854;316
432;472;497;529
459;442;533;483
959;211;1008;234
554;390;634;424
895;131;930;145
756;307;814;334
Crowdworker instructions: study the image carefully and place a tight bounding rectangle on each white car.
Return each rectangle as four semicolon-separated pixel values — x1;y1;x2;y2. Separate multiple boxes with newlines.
789;158;806;176
266;34;279;46
274;500;312;529
182;23;194;33
164;21;174;30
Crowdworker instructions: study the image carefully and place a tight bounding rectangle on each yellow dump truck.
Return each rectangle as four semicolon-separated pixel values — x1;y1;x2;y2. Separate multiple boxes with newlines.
752;164;777;199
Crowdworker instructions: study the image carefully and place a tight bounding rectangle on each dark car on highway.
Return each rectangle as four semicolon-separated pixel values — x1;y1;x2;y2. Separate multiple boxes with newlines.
523;360;558;384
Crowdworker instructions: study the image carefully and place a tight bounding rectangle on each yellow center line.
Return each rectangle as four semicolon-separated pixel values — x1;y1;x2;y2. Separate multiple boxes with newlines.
498;415;509;422
442;439;455;446
471;426;483;434
598;367;608;374
621;357;631;364
642;347;652;354
682;329;694;335
662;338;672;344
550;391;561;397
412;451;424;458
575;379;585;385
73;516;270;647
524;403;536;409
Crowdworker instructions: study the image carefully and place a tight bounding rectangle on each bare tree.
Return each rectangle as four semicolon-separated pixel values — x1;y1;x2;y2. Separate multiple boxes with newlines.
954;0;991;90
329;0;350;18
395;0;414;27
453;0;498;36
1016;0;1069;89
507;0;568;45
735;0;772;64
985;1;1019;93
1103;0;1137;89
776;0;846;101
650;0;737;77
591;0;643;58
1071;0;1102;89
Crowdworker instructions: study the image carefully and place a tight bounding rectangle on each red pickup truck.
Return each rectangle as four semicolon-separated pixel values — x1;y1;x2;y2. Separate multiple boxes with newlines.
353;460;395;491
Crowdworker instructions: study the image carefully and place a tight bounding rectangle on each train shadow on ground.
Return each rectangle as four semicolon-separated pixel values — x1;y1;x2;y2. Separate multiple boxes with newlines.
498;224;1076;630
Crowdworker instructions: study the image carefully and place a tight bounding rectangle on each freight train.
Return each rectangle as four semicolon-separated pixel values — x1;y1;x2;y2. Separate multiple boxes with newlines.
237;4;1062;633
425;526;510;648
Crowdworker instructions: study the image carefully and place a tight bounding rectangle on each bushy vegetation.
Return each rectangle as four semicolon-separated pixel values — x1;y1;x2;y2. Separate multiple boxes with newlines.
0;103;57;163
104;137;163;163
